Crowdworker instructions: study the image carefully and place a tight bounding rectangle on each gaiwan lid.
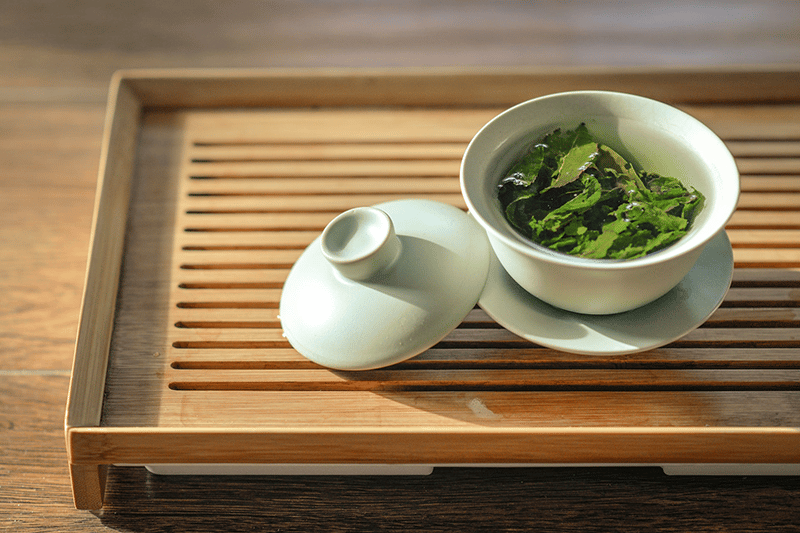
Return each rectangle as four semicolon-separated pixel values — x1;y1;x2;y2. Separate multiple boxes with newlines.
279;199;490;370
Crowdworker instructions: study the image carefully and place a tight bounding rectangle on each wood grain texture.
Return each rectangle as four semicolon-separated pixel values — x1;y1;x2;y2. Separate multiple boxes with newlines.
66;81;141;430
0;104;103;370
4;0;800;529
3;0;798;93
93;465;800;533
0;376;81;527
119;67;800;108
62;77;800;514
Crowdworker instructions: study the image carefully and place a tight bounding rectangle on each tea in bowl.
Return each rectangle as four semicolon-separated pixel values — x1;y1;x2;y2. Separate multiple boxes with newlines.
461;91;739;314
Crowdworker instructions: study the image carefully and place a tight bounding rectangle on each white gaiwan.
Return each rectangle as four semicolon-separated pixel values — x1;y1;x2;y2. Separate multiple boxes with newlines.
280;91;739;370
461;90;739;314
279;199;490;370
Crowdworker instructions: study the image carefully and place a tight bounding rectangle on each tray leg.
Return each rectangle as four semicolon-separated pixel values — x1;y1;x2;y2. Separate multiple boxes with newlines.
69;463;108;510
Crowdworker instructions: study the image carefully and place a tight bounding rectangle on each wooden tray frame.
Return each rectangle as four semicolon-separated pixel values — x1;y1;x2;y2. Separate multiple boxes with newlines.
65;67;800;510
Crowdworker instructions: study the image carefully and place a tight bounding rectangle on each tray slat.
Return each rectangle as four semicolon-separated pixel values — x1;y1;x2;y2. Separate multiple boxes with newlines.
66;69;800;509
103;89;800;432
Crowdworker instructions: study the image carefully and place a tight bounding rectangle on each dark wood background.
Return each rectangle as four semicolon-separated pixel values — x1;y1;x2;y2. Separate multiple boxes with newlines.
2;1;800;531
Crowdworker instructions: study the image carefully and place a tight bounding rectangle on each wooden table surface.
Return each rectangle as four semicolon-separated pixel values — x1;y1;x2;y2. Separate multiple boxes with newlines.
3;1;800;531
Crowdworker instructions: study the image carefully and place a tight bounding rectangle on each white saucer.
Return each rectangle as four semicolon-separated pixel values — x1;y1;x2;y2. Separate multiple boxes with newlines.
478;231;733;355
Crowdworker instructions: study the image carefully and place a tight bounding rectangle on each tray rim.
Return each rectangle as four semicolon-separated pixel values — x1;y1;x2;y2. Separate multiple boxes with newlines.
67;425;800;465
66;63;800;423
112;64;800;109
64;67;800;509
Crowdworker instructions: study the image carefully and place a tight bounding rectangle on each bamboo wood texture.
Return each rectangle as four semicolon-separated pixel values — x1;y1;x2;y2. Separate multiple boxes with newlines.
65;81;141;430
65;69;800;510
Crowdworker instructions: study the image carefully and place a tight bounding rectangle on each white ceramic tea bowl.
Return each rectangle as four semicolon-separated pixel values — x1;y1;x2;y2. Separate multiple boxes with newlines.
461;91;740;314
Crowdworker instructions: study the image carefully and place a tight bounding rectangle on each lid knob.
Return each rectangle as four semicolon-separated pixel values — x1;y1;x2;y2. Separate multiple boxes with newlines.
320;207;402;280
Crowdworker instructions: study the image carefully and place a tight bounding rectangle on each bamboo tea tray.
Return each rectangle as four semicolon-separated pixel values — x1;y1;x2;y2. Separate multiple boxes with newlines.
66;68;800;509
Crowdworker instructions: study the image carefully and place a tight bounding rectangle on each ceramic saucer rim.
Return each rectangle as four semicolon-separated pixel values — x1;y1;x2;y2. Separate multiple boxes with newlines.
477;231;734;356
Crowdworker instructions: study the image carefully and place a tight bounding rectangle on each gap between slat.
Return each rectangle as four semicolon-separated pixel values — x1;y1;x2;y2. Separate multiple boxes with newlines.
191;140;472;147
176;301;279;309
181;245;308;250
170;339;800;350
170;318;800;330
169;359;800;371
167;381;800;392
179;263;295;270
186;190;456;197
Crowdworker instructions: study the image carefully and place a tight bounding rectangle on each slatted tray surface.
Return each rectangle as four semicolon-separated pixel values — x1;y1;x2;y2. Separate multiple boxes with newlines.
66;70;800;509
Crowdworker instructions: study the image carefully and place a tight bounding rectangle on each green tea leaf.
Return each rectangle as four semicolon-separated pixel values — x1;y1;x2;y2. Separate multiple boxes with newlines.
496;124;706;260
534;174;602;236
545;124;599;190
549;142;599;189
594;145;649;196
502;143;550;187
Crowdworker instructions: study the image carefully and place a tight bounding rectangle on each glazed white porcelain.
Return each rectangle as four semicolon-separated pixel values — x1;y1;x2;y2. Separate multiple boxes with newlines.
479;230;733;355
320;207;402;281
281;91;740;371
461;91;740;314
279;199;490;370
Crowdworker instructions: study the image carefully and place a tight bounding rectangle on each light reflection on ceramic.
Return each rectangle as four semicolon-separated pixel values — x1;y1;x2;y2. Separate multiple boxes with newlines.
462;91;739;314
478;230;733;355
280;199;490;370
